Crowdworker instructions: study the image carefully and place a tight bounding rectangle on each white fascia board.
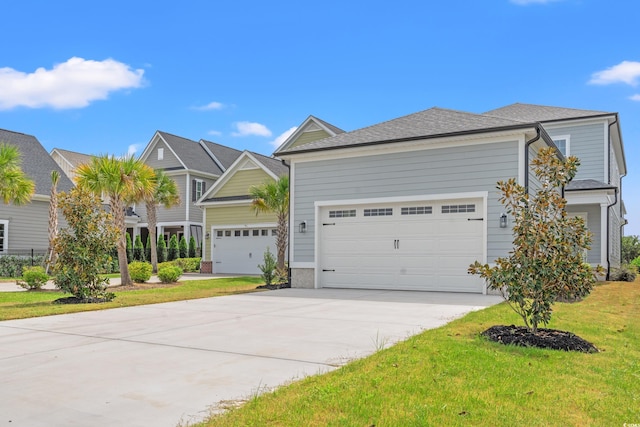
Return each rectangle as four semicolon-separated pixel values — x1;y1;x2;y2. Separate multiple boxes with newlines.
314;191;488;208
198;140;227;172
280;129;532;164
274;116;339;154
565;189;615;205
541;116;613;130
196;199;251;208
211;222;277;230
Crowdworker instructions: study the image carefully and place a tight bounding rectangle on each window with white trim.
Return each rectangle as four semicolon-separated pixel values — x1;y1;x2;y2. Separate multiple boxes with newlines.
157;148;164;160
552;135;570;157
193;179;205;201
0;220;7;253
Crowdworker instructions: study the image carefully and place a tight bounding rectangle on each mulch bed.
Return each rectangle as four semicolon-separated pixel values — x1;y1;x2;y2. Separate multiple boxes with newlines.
482;325;598;353
256;282;291;290
53;296;113;304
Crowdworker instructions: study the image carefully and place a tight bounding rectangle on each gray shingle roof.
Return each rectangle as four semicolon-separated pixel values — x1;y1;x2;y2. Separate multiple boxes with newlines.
279;107;535;154
484;103;611;123
250;152;289;177
565;179;616;191
0;128;74;195
157;131;224;175
52;148;94;168
200;139;243;170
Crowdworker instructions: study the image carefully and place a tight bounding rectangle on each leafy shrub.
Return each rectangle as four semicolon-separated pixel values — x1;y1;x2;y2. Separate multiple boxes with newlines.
630;256;640;273
172;257;201;272
158;265;182;283
17;266;49;290
179;236;188;258
611;265;637;282
133;235;145;261
258;248;277;286
0;255;46;278
168;235;179;261
188;236;197;258
157;236;167;263
129;261;152;283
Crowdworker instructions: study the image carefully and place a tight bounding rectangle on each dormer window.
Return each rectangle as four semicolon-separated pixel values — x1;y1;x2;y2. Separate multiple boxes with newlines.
552;135;570;157
158;148;164;160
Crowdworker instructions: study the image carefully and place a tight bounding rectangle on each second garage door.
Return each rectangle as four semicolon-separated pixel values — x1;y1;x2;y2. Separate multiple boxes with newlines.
318;198;485;293
212;227;278;274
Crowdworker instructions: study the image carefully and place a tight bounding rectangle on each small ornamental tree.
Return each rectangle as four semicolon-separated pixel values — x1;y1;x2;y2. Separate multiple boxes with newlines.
157;235;167;263
188;236;197;258
168;234;179;261
179;235;188;258
53;187;117;301
133;235;145;261
469;147;602;333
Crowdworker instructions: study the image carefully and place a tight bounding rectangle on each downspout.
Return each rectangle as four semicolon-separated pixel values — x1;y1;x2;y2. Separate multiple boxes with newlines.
605;117;619;279
524;126;542;193
282;158;291;285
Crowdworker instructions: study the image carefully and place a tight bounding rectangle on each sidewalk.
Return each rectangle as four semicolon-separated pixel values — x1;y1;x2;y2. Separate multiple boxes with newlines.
0;272;228;292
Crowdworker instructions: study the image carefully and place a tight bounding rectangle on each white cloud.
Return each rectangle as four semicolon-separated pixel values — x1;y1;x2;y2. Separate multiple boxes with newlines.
127;144;141;157
589;61;640;86
270;126;298;148
231;121;272;137
0;57;145;110
510;0;563;4
207;130;222;136
194;101;224;111
630;94;640;101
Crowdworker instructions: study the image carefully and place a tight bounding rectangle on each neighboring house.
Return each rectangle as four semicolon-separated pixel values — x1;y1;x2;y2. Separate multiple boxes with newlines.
0;129;74;254
196;151;289;274
275;104;626;293
135;131;243;251
50;148;93;182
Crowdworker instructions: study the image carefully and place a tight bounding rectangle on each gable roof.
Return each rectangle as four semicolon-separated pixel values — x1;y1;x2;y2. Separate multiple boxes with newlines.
274;115;345;154
199;139;243;171
0;128;74;196
484;103;612;123
154;131;224;175
278;107;537;154
197;151;288;204
50;148;94;170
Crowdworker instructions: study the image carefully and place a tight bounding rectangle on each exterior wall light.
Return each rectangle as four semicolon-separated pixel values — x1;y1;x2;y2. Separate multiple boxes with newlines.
205;232;210;239
499;213;508;228
299;221;307;233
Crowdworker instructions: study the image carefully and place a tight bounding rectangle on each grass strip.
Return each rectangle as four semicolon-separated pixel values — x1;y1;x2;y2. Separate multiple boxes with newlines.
0;276;264;321
202;280;640;427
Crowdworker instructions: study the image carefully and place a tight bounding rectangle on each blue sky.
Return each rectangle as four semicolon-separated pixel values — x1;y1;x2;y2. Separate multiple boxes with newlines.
1;0;639;234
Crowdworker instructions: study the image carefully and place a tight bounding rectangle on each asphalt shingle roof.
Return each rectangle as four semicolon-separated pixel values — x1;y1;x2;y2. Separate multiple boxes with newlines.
250;152;289;177
200;140;243;170
0;128;74;195
279;107;535;154
309;115;345;135
565;179;616;191
484;103;611;123
157;131;224;175
52;148;94;168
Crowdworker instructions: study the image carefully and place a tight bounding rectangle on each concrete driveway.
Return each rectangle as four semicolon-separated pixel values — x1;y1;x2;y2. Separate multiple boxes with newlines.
0;288;502;426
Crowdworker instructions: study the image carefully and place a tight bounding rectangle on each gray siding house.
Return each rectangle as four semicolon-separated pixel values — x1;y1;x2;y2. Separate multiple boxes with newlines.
0;129;74;254
275;104;626;293
135;131;242;250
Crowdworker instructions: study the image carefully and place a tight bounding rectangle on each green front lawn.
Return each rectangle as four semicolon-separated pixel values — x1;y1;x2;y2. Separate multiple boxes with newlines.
0;276;264;321
202;280;640;426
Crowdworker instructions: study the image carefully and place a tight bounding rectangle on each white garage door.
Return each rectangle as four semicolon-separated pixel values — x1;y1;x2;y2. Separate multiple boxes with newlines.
319;198;485;292
212;227;278;274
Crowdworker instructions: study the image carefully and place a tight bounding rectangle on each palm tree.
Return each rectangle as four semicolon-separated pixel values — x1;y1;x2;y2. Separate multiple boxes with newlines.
46;170;60;273
75;155;156;286
0;143;35;205
249;175;289;271
145;169;180;273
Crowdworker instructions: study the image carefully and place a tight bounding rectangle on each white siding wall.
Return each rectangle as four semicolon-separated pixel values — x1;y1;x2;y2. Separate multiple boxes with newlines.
292;141;519;264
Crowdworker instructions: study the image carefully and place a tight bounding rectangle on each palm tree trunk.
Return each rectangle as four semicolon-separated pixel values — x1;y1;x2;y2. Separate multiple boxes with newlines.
276;212;288;271
112;198;133;286
146;201;159;273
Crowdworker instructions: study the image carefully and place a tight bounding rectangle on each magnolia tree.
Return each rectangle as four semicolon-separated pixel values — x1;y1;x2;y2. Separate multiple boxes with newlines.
469;147;602;333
